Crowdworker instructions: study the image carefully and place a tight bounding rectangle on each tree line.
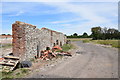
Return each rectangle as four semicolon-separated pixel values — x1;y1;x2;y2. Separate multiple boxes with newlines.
67;26;120;40
91;26;120;40
1;34;11;36
67;32;91;38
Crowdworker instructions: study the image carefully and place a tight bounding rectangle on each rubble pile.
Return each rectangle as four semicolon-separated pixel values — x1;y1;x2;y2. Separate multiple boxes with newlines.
39;45;72;61
0;45;72;72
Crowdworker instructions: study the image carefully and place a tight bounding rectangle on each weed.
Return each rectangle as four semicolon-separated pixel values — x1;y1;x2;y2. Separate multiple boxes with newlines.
16;72;20;76
30;58;35;62
61;44;74;52
21;68;29;73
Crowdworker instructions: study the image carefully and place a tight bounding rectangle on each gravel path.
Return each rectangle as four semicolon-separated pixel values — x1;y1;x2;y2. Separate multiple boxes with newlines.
27;41;118;78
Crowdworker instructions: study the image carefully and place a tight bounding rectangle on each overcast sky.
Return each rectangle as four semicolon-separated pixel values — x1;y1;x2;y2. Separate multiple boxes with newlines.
1;0;118;35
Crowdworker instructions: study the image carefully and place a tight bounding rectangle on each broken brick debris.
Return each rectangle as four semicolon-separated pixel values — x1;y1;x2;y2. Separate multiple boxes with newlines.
52;45;62;50
38;45;72;61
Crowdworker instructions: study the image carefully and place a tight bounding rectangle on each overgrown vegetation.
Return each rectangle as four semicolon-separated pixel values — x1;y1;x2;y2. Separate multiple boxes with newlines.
61;44;74;52
91;27;120;40
66;26;120;40
21;68;29;73
1;71;14;79
1;68;30;79
83;39;120;48
30;58;36;62
66;26;120;48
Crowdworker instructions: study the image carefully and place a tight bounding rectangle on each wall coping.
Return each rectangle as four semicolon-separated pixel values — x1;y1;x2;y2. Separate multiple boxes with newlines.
14;21;63;34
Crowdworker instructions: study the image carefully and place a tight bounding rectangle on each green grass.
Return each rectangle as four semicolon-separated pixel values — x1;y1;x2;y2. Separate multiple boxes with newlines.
1;68;30;79
30;58;36;62
1;71;14;79
83;39;120;48
15;72;21;76
55;44;75;59
67;38;92;41
21;68;29;73
61;44;74;52
0;43;12;48
93;40;120;48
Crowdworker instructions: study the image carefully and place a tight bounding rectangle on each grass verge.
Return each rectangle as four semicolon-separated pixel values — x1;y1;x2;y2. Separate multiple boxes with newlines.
61;44;75;52
67;38;92;41
83;39;120;48
1;68;30;79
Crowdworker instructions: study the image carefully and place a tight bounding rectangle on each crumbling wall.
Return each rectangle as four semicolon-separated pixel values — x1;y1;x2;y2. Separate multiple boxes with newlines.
12;21;66;61
12;21;26;58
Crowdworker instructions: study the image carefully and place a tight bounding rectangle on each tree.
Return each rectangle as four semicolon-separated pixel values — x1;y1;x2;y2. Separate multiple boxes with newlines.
91;26;120;40
82;32;88;38
7;34;11;35
73;33;78;36
1;34;6;35
91;27;102;40
101;27;108;40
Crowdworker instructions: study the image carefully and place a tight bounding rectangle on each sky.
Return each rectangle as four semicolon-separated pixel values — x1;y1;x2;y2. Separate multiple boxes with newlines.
1;0;119;35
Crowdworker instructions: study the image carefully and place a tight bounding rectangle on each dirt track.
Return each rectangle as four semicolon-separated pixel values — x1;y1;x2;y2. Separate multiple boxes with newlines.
27;41;118;78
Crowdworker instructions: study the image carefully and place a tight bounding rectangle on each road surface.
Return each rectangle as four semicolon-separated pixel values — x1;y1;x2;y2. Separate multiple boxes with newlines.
28;41;118;78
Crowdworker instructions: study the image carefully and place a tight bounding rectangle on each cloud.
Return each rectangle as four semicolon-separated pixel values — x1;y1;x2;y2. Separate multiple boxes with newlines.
1;0;70;2
43;2;117;24
49;18;83;24
2;3;37;15
1;1;118;35
43;2;117;35
43;2;117;25
1;0;119;2
8;11;24;16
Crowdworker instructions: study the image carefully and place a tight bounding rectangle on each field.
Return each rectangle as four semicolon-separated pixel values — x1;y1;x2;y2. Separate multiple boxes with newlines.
0;39;12;56
67;38;120;48
0;39;12;48
67;38;92;41
89;40;119;48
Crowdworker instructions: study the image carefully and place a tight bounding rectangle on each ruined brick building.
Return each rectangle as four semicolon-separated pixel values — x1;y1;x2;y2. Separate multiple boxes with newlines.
12;21;67;61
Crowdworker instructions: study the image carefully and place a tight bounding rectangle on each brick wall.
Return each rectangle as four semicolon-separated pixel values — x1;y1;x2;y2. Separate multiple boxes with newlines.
12;21;66;61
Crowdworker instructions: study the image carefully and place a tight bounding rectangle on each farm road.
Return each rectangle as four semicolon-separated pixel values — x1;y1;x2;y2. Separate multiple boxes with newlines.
28;41;118;78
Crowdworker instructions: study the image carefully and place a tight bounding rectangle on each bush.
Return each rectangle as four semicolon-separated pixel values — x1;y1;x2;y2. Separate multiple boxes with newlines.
61;44;74;52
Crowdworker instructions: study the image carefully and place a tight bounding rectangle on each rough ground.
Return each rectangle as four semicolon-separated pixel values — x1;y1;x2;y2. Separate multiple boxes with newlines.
0;39;12;57
27;41;118;78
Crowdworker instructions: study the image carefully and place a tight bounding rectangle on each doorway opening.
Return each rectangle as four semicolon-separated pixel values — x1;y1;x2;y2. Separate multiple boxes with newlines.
53;43;56;47
56;40;59;45
60;42;62;46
